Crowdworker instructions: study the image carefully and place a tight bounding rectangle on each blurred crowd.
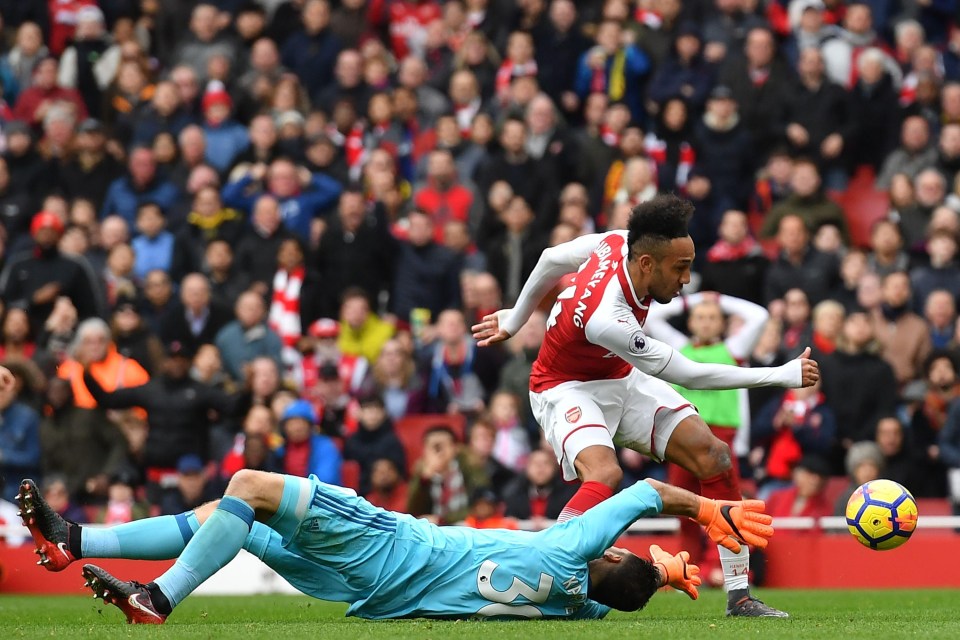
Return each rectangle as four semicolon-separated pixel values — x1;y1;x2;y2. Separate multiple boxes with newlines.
3;0;960;536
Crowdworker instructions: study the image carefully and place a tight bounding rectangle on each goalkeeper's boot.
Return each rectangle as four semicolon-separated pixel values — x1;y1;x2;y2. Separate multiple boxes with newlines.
82;564;168;624
16;478;78;571
726;592;790;618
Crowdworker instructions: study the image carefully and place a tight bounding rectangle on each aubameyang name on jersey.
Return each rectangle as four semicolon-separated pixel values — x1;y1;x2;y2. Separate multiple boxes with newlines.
573;241;615;329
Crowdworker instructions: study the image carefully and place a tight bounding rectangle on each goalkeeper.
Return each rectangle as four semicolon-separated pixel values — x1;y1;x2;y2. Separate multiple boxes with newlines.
17;470;772;624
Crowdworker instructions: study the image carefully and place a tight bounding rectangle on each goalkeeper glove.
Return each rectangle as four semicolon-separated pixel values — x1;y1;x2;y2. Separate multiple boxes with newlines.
649;544;701;600
694;498;774;554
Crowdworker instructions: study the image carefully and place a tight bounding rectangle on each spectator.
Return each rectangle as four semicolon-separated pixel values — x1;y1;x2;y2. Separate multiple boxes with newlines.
390;210;464;325
298;317;373;398
485;196;547;306
717;27;793;157
160;273;233;356
811;299;845;355
140;269;176;337
865;219;909;278
57;6;119;117
0;371;41;501
110;293;165;375
752;380;837;493
83;338;246;504
646;22;713;114
463;487;519;529
5;22;47;97
38;476;86;524
13;56;88;129
702;0;768;63
833;441;885;514
487;390;530;473
0;211;104;329
129;80;195;149
173;3;239;82
820;311;898;458
763;454;834;518
100;147;180;227
235;195;295;295
268;237;321;370
372;338;426;420
280;0;342;101
413;149;477;237
899;168;948;248
782;0;838;68
422;309;486;415
215;291;284;381
700;210;768;304
525;94;579;189
407;425;477;523
131;203;175;282
874;416;923;491
821;3;900;89
159;453;222;515
314;48;371;114
644;98;697;198
870;271;932;387
762;159;848;240
275;399;342;484
764;214;840;305
200;81;249;173
876;116;938;190
222;157;342;243
848;48;901;171
575;19;650;122
0;156;32;240
364;458;409;512
912;233;960;310
924;291;956;349
95;474;151;524
782;47;853;187
338;288;395;364
343;394;406;494
220;405;283;479
0;306;37;363
172;186;245;280
502;448;578;522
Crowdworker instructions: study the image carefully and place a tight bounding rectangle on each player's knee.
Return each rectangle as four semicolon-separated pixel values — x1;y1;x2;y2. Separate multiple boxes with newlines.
697;438;732;477
225;469;264;502
582;464;622;491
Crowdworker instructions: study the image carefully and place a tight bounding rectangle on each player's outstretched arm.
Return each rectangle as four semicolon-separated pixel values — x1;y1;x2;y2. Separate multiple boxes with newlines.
643;479;774;554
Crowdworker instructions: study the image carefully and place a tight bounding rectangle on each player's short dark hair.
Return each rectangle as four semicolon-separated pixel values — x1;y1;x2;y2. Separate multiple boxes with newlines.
588;554;660;612
626;193;693;261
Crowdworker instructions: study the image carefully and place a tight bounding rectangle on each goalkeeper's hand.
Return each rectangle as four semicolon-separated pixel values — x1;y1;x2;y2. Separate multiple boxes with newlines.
694;498;774;553
649;544;701;600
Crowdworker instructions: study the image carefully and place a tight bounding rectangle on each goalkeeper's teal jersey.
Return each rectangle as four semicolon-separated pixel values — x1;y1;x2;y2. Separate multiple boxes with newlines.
244;477;663;620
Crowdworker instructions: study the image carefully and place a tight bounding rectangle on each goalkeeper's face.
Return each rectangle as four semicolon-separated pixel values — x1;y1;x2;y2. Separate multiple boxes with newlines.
586;547;660;612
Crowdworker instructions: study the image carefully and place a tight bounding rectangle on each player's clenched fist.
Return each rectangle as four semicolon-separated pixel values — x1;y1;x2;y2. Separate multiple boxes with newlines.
649;545;701;600
694;498;774;554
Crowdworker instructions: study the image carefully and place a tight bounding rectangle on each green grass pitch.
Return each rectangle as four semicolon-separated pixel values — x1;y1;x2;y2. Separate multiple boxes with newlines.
1;589;958;639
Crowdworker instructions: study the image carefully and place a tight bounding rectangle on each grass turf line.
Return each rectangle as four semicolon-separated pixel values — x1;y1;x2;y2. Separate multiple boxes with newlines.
1;589;958;639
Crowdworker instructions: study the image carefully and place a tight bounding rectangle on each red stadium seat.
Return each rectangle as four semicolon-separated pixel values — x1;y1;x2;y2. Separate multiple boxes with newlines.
915;498;953;516
394;414;467;474
828;166;889;248
340;460;361;492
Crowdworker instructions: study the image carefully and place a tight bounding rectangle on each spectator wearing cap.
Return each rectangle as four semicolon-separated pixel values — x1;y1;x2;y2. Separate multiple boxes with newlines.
159;453;223;515
222;157;342;243
0;211;104;328
56;5;120;117
55;118;123;207
13;57;88;130
39;376;129;503
276;399;342;485
201;81;249;173
161;272;233;357
111;292;165;375
763;454;834;518
215;291;283;380
100;147;180;227
280;0;343;103
343;393;406;494
82;335;247;505
646;22;714;114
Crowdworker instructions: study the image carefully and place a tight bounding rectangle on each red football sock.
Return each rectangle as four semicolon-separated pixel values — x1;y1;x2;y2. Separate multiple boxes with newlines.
557;481;615;522
699;468;741;502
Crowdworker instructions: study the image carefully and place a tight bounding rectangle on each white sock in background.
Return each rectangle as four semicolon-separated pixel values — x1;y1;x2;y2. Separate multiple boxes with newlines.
718;544;750;594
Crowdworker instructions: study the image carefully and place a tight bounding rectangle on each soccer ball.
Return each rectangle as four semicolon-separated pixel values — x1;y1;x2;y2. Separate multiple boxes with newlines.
845;479;918;551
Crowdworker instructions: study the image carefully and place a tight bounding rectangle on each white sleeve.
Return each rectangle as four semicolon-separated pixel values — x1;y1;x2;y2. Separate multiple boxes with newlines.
58;48;77;88
586;307;801;390
500;233;614;336
643;297;690;351
719;295;770;361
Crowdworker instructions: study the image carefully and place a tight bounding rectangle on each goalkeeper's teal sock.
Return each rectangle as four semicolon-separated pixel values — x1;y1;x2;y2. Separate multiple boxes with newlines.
80;512;201;559
152;496;255;610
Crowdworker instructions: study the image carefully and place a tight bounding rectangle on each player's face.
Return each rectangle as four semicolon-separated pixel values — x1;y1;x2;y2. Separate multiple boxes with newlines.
648;236;694;304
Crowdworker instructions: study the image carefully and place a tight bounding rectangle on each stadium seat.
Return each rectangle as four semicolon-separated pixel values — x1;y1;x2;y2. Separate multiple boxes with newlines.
828;166;889;248
394;414;468;474
824;475;851;510
915;498;953;516
340;460;361;492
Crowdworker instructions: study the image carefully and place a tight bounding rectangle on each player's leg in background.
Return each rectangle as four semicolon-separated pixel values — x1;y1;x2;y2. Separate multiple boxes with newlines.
666;456;715;580
664;416;787;617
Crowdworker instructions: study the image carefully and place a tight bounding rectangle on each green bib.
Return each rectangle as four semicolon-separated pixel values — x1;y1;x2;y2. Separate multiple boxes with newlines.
673;342;742;428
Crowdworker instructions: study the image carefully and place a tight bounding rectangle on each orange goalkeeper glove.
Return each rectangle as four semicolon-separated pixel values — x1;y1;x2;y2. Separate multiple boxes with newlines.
694;498;774;553
649;544;701;600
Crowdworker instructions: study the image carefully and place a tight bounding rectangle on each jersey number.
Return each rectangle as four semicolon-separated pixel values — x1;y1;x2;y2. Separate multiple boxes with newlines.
546;286;576;332
475;560;554;618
